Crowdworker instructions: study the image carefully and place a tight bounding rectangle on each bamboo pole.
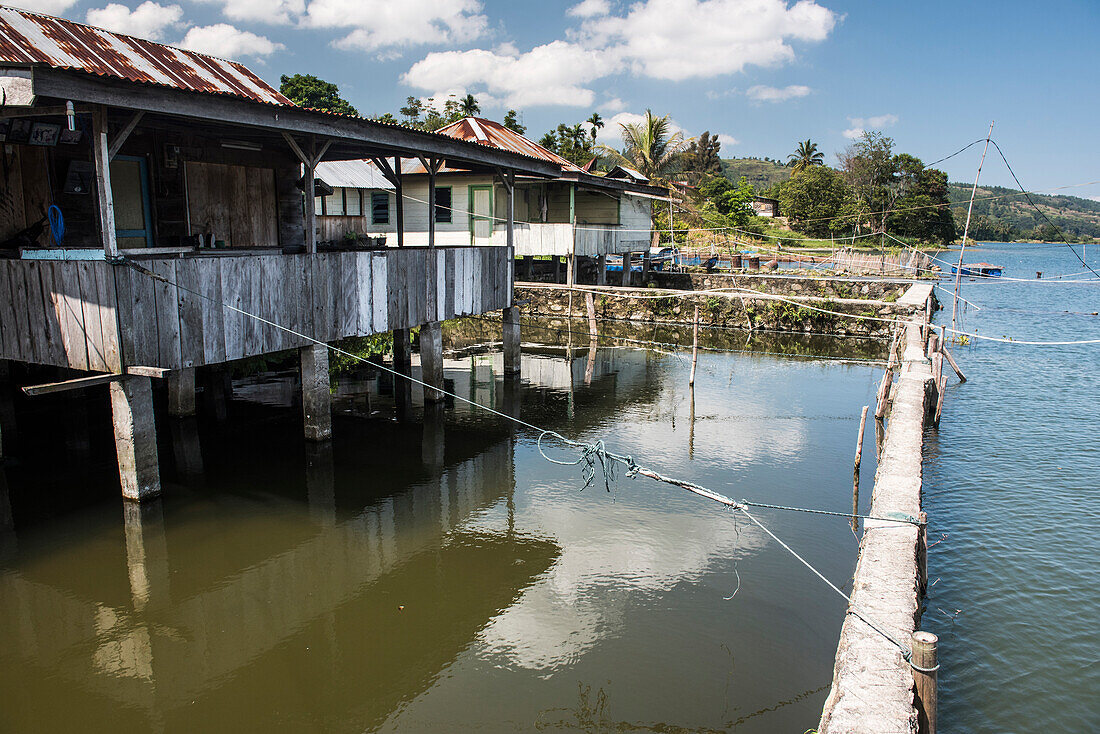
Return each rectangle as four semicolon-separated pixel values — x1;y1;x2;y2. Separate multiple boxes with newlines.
689;305;699;386
951;121;995;339
912;630;938;734
942;347;967;383
854;405;869;474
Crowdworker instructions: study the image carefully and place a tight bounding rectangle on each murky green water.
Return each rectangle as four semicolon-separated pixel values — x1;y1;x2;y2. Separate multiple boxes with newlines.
0;321;888;731
924;244;1100;732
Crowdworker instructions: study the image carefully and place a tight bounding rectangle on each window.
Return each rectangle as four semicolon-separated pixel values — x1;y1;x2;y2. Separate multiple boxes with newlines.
346;189;362;216
434;186;452;223
314;196;323;216
371;192;389;224
325;187;344;216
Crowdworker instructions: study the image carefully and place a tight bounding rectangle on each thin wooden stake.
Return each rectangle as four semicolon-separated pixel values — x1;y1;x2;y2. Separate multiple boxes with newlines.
911;630;938;734
874;369;893;420
689;305;699;386
585;291;598;341
854;405;869;474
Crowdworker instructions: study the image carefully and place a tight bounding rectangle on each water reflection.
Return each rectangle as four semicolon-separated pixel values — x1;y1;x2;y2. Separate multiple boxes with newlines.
0;322;883;733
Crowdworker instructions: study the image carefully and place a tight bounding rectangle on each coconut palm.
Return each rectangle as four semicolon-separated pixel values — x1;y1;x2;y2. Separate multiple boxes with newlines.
787;139;825;173
597;109;688;182
460;94;481;117
586;112;604;142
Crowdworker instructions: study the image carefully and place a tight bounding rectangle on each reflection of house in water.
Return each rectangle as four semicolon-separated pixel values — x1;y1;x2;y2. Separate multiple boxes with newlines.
0;417;558;731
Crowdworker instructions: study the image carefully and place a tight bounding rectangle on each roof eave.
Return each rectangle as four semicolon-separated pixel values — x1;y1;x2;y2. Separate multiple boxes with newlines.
28;66;561;178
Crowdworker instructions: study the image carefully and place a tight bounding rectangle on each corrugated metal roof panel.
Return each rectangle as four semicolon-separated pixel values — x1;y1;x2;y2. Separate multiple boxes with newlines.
315;159;394;190
0;5;291;106
400;117;585;176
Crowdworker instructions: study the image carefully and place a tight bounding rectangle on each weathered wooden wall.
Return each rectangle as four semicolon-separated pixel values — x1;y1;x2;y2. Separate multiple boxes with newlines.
184;161;278;247
0;247;512;372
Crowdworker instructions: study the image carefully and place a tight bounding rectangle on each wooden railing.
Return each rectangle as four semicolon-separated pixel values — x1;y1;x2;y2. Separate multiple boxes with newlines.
0;246;512;372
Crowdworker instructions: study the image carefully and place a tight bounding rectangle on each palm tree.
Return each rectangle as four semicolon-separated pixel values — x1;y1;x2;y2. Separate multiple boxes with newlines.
586;112;604;142
460;93;480;117
597;109;688;182
787;139;824;173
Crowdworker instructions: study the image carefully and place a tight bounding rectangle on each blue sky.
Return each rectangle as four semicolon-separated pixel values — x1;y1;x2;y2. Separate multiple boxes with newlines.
18;0;1100;197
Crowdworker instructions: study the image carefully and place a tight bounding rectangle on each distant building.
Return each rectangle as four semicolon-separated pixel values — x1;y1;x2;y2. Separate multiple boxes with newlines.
752;197;780;218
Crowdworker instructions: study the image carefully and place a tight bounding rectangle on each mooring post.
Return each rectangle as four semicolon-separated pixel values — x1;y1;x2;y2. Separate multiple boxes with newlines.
917;510;929;595
597;255;607;286
642;250;652;283
689;305;700;386
854;404;869;477
421;321;445;403
167;367;197;417
503;307;521;375
911;630;938;734
110;377;162;502
300;343;332;442
942;347;967;383
586;292;598;341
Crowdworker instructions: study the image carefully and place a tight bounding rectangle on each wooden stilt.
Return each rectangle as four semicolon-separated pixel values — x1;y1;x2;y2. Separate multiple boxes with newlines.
110;376;161;502
420;321;444;403
689;305;699;386
585;292;598;341
300;343;332;441
942;347;966;383
503;307;521;375
168;368;196;417
874;369;893;420
853;404;869;485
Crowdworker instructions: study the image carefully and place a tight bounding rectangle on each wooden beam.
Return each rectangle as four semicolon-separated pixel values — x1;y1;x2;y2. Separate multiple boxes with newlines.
304;139;317;254
92;105;119;258
282;131;309;165
0;104;70;118
125;366;172;378
108;110;144;161
22;373;125;396
394;156;404;248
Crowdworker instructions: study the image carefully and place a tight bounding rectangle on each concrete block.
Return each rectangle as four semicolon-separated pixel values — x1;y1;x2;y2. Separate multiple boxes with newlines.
300;343;332;442
110;377;162;502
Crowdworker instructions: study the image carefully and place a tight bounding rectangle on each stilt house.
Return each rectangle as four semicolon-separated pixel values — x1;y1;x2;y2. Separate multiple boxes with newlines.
0;6;558;501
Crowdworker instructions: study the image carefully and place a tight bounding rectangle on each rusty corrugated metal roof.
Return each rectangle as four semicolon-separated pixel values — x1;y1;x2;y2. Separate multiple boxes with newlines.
0;5;291;106
401;117;587;175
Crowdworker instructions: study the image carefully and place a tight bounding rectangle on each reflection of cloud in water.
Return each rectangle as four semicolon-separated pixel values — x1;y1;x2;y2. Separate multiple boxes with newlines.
474;498;766;672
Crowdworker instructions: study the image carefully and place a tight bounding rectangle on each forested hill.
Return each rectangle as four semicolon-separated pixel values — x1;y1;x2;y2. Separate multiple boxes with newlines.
720;157;792;191
947;183;1100;242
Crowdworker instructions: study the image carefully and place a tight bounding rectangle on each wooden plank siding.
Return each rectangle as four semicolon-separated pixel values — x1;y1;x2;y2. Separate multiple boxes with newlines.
0;247;511;372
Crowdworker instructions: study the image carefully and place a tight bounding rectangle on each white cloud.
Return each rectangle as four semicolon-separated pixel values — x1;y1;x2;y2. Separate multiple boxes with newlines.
6;0;77;13
568;0;610;17
716;133;739;147
85;2;183;40
705;88;737;100
599;96;627;113
179;23;284;58
577;0;838;81
304;0;488;52
596;110;689;145
746;83;811;102
843;113;899;139
403;41;614;108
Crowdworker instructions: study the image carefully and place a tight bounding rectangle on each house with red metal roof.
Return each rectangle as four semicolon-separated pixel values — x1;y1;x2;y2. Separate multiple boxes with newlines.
313;117;670;283
0;6;558;501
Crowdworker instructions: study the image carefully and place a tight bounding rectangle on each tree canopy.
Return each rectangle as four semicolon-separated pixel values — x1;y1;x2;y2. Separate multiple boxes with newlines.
682;131;723;183
787;139;824;173
778;166;856;237
279;74;358;116
599;109;688;182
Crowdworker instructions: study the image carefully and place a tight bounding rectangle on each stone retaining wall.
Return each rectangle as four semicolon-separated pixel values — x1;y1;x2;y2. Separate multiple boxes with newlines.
645;271;909;301
516;282;928;338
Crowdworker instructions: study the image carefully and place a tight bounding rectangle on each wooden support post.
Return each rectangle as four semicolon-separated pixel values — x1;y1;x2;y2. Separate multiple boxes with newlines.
110;376;161;502
689;305;700;386
622;252;632;287
169;417;204;479
421;402;445;469
92;105;118;258
393;329;411;373
122;500;170;611
642;250;652;282
566;254;574;288
523;256;534;281
912;630;938;734
874;369;893;420
554;256;563;283
167;368;196;417
503;306;521;375
917;510;929;595
597;255;607;286
203;368;228;421
586;292;598;340
0;383;14;461
300;343;332;441
420;321;444;403
394;156;404;248
304;141;317;254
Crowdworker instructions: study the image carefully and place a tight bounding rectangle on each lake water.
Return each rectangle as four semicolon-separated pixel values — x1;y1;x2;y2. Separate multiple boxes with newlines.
924;243;1100;732
0;325;887;732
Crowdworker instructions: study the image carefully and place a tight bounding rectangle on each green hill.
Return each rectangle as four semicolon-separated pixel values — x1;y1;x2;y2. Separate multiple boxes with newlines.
720;157;792;192
947;183;1100;242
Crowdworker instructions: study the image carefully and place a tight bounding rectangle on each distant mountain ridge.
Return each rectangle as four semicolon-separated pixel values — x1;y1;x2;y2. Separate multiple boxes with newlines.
947;183;1100;242
719;157;792;191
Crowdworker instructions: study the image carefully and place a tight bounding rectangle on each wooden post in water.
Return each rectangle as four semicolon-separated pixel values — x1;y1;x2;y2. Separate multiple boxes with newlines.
912;630;938;734
585;292;598;341
689;306;700;386
942;347;966;383
854;404;868;478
